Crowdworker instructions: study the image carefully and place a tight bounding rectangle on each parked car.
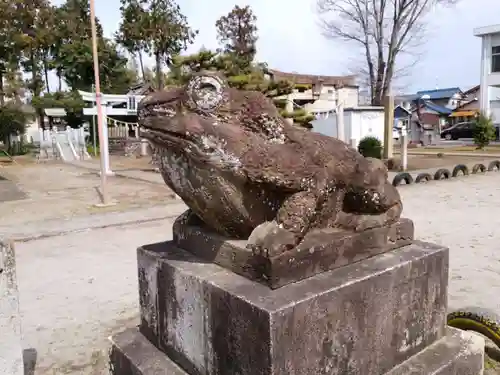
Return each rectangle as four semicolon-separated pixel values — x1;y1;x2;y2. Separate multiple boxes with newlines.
440;121;500;141
440;122;474;140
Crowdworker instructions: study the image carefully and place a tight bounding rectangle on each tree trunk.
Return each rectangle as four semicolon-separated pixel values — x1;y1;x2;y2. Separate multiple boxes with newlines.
155;50;163;90
0;69;4;106
138;52;146;81
372;86;384;106
43;58;50;93
57;70;62;91
30;48;44;129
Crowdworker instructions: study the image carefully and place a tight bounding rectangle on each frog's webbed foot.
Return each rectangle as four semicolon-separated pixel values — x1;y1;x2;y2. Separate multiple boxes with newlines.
332;212;386;231
247;190;319;257
332;202;403;232
246;221;297;258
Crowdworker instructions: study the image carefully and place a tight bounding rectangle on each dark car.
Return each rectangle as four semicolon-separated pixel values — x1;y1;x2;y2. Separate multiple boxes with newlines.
441;121;500;141
440;122;475;140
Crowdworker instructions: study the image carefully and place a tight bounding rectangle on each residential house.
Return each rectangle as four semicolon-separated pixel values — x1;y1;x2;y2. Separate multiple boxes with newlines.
415;87;465;109
394;94;415;111
413;100;453;129
268;69;359;119
395;87;463;122
394;105;411;132
463;85;480;101
448;85;500;124
449;85;480;124
394;88;464;144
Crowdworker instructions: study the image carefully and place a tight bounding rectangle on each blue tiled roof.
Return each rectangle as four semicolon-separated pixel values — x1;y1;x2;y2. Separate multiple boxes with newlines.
416;87;461;100
422;101;452;114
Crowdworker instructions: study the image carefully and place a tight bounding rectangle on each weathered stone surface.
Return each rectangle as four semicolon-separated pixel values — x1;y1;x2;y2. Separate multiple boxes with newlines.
137;240;448;375
109;328;187;375
109;327;484;375
138;72;404;269
387;327;484;375
0;239;23;375
172;211;415;288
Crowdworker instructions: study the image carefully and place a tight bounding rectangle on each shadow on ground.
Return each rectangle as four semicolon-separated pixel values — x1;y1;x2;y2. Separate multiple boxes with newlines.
0;174;27;202
23;348;37;375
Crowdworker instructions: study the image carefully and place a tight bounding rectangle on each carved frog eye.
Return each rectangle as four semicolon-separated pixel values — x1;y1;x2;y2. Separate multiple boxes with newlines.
185;73;227;113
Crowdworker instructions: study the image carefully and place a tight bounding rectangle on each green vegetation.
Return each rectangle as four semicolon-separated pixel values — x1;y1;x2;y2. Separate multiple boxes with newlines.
358;136;383;159
474;112;496;150
0;1;315;150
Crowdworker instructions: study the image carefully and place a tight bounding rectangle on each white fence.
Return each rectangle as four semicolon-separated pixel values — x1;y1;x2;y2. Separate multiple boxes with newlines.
106;120;140;139
36;126;91;162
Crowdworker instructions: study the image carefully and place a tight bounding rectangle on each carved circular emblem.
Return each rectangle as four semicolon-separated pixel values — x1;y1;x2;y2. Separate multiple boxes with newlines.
185;74;226;112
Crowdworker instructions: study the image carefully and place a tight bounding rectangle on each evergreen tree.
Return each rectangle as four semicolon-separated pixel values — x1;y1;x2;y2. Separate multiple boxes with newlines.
215;5;258;70
140;0;197;89
116;0;149;80
169;50;314;128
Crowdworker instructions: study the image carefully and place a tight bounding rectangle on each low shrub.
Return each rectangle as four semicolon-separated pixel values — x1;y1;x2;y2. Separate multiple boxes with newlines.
358;136;382;159
474;112;495;149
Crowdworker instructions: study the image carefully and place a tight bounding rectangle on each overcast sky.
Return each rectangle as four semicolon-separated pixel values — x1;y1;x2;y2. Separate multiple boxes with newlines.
51;0;500;94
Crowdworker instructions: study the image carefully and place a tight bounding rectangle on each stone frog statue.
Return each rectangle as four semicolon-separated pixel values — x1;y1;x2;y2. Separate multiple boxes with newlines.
138;72;403;257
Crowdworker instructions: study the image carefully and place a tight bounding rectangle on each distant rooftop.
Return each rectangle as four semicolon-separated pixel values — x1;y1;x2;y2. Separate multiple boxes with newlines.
267;69;357;87
422;101;453;115
474;24;500;37
416;87;462;100
126;82;154;96
463;85;480;95
395;94;419;102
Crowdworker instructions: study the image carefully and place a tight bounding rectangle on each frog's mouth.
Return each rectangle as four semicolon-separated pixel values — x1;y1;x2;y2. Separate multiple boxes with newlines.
141;118;242;170
141;123;196;152
138;94;191;149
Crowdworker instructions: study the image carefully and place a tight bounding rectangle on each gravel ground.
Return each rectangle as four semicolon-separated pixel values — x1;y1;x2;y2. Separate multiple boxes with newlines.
0;163;175;226
15;219;177;374
399;173;500;312
8;171;500;374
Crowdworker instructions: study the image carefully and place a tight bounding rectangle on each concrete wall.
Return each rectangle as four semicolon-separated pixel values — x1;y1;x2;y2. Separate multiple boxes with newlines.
478;32;500;107
311;108;385;148
490;100;500;121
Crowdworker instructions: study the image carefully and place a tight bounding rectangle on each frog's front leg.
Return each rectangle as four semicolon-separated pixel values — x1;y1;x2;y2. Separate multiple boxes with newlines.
247;191;317;258
248;188;344;258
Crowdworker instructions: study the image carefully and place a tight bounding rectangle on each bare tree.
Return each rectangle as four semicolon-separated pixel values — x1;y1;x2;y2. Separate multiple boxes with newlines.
317;0;458;105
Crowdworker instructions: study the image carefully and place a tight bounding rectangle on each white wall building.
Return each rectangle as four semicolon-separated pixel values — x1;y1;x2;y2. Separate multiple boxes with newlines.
268;69;359;118
474;24;500;119
311;107;385;148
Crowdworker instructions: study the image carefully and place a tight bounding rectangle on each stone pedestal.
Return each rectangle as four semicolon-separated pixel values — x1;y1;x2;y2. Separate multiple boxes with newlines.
0;240;23;375
110;239;484;375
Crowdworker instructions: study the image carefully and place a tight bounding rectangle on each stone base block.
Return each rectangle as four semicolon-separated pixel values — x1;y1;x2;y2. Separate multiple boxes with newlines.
109;329;186;375
137;240;449;375
172;212;415;288
387;327;484;375
109;327;484;375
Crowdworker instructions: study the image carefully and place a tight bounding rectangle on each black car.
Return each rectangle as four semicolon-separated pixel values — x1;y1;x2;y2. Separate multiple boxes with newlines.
440;122;474;140
440;122;500;141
